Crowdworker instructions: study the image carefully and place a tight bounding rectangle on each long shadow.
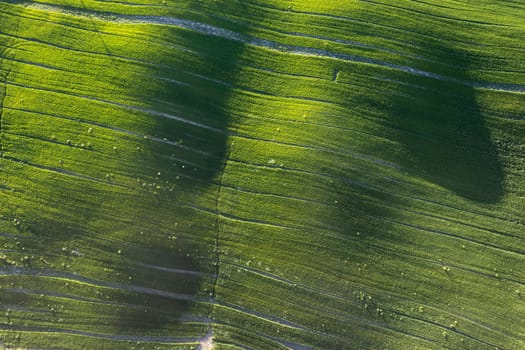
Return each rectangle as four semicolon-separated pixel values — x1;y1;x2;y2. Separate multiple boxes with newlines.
313;17;513;346
0;0;251;341
330;40;504;247
136;27;247;187
385;43;504;203
105;8;253;334
332;38;505;257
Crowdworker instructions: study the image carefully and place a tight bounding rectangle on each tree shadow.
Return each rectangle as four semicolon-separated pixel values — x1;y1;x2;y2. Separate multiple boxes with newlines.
136;26;247;188
0;0;250;342
319;36;507;350
110;244;205;333
101;15;252;336
384;43;504;203
330;37;506;259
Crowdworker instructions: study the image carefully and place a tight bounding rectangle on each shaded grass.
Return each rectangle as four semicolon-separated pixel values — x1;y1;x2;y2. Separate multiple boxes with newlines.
0;0;524;349
0;1;262;347
0;2;227;345
384;43;504;203
205;4;524;347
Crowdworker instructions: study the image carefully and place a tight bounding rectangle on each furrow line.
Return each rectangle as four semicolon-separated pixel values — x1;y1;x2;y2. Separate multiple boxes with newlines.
25;3;525;93
386;218;525;256
211;322;315;350
184;203;308;232
372;243;525;286
188;198;370;243
233;78;417;116
219;183;335;208
281;298;438;346
243;61;424;98
18;60;392;124
3;106;214;159
1;155;131;190
342;247;514;341
360;0;510;26
222;263;297;287
225;249;509;344
1;54;71;73
450;262;525;286
0;324;198;343
10;70;354;125
2;130;104;155
0;266;213;303
4;82;409;176
191;190;524;261
220;262;363;306
401;206;524;240
232;133;404;171
341;312;440;345
236;112;393;143
1;234;216;282
5;287;217;323
0;48;11;160
396;311;503;348
389;309;504;349
225;154;391;184
269;28;418;61
192;85;400;137
406;0;462;11
238;76;522;130
225;158;520;226
8;73;514;189
387;188;521;226
208;13;440;66
91;0;163;7
186;0;520;57
254;2;521;49
0;304;50;314
215;301;307;331
4;9;429;75
1;13;195;59
170;0;436;66
267;336;314;350
5;287;135;308
138;263;216;278
2;109;218;166
225;214;525;307
5;81;226;133
0;23;196;59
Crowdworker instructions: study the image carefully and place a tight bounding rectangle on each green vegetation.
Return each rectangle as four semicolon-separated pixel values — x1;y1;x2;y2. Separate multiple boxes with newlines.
0;0;524;349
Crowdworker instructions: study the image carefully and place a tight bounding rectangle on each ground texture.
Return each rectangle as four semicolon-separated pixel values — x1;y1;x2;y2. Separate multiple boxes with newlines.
0;1;524;349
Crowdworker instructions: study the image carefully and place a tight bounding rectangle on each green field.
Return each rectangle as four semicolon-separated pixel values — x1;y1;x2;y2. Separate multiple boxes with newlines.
0;0;524;349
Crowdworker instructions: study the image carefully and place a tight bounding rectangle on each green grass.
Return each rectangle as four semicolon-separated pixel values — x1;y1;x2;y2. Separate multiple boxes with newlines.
1;0;524;349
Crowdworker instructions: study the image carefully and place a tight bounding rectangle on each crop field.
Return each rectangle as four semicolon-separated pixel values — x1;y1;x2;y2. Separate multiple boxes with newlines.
0;0;524;349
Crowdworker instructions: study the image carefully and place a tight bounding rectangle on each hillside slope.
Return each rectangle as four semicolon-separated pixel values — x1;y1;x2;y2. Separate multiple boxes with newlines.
1;1;524;349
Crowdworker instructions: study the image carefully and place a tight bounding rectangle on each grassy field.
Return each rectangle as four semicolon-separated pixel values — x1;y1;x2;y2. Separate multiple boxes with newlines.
0;0;524;349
